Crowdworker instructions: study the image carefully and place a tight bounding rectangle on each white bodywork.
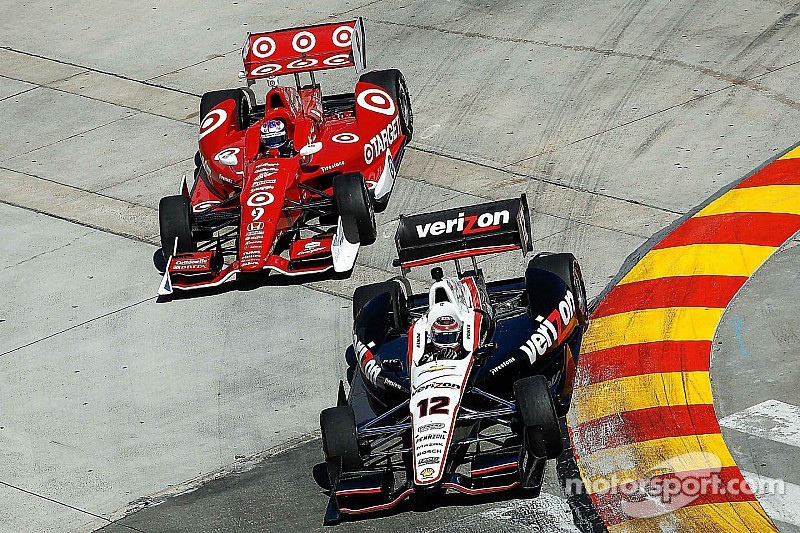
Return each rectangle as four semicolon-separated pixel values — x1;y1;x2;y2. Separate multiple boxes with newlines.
408;277;482;486
331;216;360;272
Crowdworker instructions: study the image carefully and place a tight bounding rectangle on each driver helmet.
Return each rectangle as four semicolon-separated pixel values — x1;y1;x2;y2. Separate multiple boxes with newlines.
430;315;462;351
260;119;287;149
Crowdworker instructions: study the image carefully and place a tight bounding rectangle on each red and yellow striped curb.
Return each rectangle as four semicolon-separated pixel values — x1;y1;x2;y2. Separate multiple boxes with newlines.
568;146;800;531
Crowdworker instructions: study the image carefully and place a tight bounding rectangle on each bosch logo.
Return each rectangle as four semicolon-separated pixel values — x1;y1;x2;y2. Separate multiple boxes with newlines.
415;210;511;239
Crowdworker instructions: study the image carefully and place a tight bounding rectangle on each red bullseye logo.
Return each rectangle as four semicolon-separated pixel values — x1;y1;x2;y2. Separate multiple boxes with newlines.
323;54;351;67
252;36;276;58
357;89;396;116
193;200;221;213
199;109;227;140
250;64;282;76
332;133;360;144
333;26;353;47
292;31;316;53
287;58;318;70
247;192;275;207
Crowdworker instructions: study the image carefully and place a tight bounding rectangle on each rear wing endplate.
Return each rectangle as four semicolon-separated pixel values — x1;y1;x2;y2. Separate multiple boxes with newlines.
393;195;533;270
241;18;366;81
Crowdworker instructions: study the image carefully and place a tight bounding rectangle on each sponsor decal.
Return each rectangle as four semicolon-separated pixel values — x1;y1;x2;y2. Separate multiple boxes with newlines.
363;115;401;164
357;88;396;117
331;132;359;144
418;456;440;466
419;364;456;376
252;36;276;58
296;241;323;256
332;26;353;47
354;338;380;387
287;58;318;69
415;433;446;443
171;257;210;272
417;448;441;457
323;54;351;67
420;467;435;478
489;357;515;375
247;222;264;232
417;422;445;433
292;31;316;53
383;378;405;392
199;109;227;140
251;64;281;76
415;209;511;239
520;290;576;363
192;200;221;213
412;382;460;394
415;442;444;450
320;161;345;173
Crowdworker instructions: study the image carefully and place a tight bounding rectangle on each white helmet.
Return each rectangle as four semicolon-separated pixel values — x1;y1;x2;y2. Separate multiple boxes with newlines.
260;119;287;149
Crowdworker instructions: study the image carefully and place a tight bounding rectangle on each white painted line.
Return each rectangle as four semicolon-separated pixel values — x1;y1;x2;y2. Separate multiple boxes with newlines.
742;471;800;528
480;493;579;531
719;400;800;448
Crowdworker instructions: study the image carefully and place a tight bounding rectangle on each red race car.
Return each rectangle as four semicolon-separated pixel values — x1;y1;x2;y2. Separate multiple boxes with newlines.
157;18;412;295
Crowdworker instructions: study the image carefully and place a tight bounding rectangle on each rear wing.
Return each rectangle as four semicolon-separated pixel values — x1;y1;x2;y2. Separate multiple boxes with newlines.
241;18;366;81
393;195;533;270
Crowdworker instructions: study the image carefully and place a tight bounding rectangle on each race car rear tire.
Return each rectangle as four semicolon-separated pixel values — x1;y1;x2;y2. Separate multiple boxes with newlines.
334;173;377;246
320;406;363;482
199;88;254;131
159;195;194;260
527;253;588;327
514;375;562;460
358;69;413;141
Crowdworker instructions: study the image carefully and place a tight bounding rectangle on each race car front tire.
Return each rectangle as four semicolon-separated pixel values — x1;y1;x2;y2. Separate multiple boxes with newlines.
199;88;254;131
514;375;563;460
527;252;588;328
334;173;377;246
352;279;409;330
159;195;194;261
320;406;363;483
358;69;413;141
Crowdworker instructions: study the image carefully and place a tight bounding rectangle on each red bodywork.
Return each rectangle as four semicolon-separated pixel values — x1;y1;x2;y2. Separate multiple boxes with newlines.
160;19;408;294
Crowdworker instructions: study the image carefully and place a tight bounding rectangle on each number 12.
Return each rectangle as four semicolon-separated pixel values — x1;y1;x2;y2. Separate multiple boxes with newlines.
417;396;450;417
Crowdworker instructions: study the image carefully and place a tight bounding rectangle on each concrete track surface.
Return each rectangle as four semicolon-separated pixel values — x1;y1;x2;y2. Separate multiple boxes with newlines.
0;1;798;532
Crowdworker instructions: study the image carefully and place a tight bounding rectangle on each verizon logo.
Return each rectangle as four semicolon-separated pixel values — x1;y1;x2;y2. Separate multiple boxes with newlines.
415;210;510;238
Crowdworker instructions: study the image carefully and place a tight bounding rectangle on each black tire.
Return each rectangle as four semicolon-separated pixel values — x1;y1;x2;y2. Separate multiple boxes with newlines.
514;375;562;460
334;173;376;245
159;195;194;260
320;406;363;482
359;69;413;141
352;280;408;330
528;253;588;327
199;88;254;131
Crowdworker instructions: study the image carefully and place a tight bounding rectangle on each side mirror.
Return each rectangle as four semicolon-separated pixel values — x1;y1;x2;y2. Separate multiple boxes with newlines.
216;152;238;166
474;343;497;359
299;142;323;157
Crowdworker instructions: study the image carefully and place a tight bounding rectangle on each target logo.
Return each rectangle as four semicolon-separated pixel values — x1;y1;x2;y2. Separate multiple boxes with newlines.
193;200;221;213
199;109;227;140
332;26;353;48
357;88;396;116
331;133;360;144
323;54;351;67
247;191;275;207
292;31;316;53
287;58;318;70
252;36;277;58
250;64;282;77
